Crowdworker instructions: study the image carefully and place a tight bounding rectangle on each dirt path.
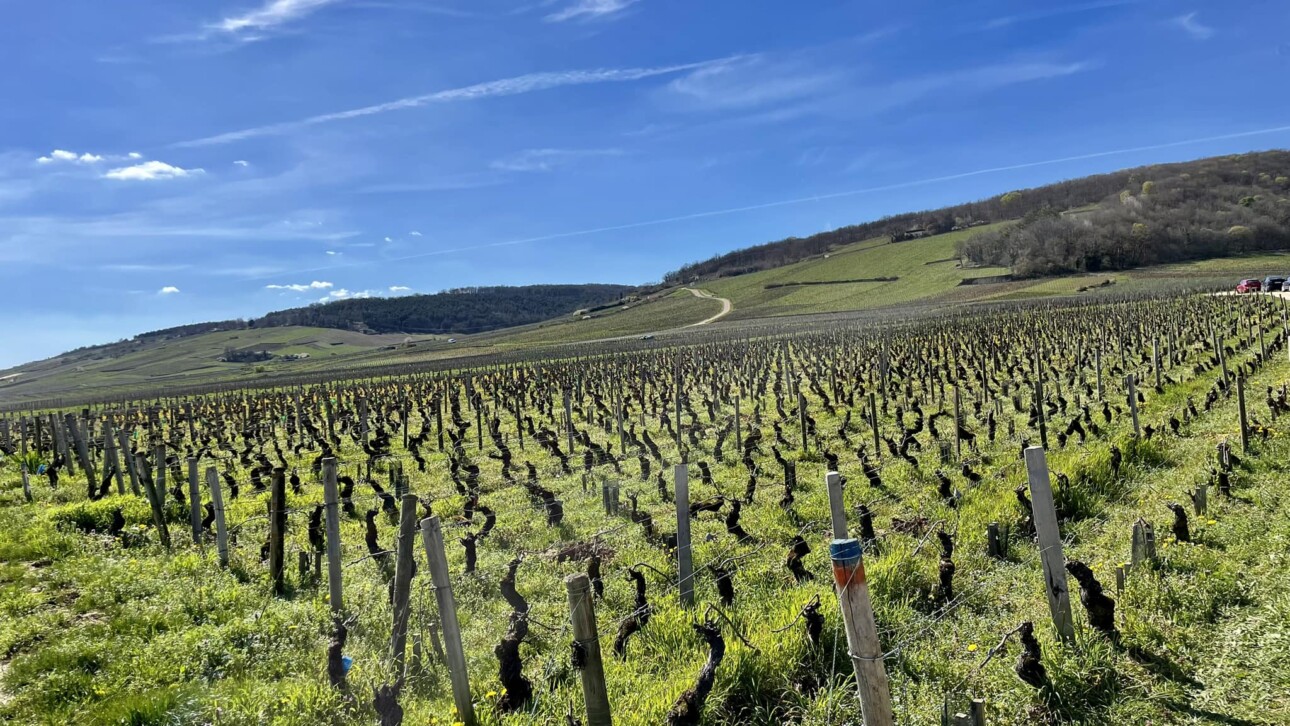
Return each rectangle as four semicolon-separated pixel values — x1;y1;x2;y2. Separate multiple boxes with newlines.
683;288;733;326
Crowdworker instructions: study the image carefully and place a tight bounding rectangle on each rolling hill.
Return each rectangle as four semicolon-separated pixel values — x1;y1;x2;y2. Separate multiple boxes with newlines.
6;150;1290;404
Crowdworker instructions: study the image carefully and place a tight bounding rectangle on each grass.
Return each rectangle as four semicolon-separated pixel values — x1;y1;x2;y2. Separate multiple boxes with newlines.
1;295;1289;724
705;224;1012;319
0;327;425;403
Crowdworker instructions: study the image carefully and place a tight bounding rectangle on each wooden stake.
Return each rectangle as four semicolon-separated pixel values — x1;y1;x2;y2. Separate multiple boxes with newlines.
137;452;170;550
826;471;847;539
118;430;139;496
1023;446;1074;642
420;517;477;726
322;458;345;614
829;538;894;726
207;467;229;567
269;468;287;596
1125;374;1141;438
675;463;694;608
187;457;202;544
1131;518;1156;569
566;573;612;726
1237;373;1249;453
869;392;880;459
390;494;419;675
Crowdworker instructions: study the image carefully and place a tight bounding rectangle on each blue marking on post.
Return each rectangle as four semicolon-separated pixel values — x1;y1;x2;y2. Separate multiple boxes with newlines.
831;538;862;563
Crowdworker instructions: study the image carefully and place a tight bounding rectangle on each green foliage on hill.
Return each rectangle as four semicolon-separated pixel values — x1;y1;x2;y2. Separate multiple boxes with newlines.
958;151;1290;276
666;150;1290;283
252;284;635;334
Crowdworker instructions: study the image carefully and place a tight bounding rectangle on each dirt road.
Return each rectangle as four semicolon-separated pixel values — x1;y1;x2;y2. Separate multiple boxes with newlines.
683;288;733;326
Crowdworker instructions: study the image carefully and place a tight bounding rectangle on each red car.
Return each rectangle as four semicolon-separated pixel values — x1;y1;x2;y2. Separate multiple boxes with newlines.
1236;279;1262;293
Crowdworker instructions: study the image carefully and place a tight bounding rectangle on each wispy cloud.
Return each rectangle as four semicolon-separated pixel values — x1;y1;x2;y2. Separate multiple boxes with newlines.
102;263;194;273
173;59;723;147
985;0;1138;30
490;148;624;172
389;285;412;292
104;160;203;181
1172;12;1214;40
158;286;180;295
212;0;343;35
666;55;841;111
545;0;638;23
266;280;333;292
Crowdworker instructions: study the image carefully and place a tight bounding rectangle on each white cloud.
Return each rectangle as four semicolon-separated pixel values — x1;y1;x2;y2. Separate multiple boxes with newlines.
36;149;105;165
320;287;377;302
212;0;342;35
389;285;412;292
104;160;203;181
1172;12;1214;40
666;56;841;111
326;250;340;255
383;236;393;242
266;280;333;292
173;59;724;147
128;152;143;159
546;0;638;22
409;230;422;236
491;148;624;172
158;286;180;294
234;160;250;167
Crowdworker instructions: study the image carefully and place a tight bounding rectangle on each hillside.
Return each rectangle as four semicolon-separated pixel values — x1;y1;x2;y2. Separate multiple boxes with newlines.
667;150;1290;284
8;152;1290;403
253;284;635;334
959;152;1290;275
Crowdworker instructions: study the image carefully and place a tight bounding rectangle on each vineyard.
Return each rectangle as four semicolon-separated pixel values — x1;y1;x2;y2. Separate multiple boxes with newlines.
2;293;1290;725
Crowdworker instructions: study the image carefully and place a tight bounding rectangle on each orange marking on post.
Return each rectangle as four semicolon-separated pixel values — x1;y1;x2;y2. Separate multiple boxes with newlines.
832;560;867;589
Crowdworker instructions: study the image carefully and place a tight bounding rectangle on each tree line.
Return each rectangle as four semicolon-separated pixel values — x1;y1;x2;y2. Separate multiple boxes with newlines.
251;284;634;335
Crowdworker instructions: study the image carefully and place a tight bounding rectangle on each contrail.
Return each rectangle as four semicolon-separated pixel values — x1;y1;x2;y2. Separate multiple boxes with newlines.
243;123;1290;280
173;59;725;147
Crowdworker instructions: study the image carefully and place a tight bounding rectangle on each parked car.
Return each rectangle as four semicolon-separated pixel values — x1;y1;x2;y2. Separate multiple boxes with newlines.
1282;279;1290;293
1236;279;1262;293
1263;276;1286;292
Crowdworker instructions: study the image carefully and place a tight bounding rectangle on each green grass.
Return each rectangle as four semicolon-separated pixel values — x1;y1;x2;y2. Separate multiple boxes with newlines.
482;290;722;347
705;224;1012;318
0;327;427;403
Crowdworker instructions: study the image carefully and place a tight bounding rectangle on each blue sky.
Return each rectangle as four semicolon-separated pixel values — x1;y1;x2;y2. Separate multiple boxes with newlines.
1;0;1288;367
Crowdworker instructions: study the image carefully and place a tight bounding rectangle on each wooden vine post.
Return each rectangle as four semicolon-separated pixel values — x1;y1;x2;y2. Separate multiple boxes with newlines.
420;517;476;726
1125;374;1141;438
104;420;124;495
1023;446;1074;641
269;468;287;596
1237;373;1249;453
187;457;202;544
322;458;344;614
825;470;893;725
138;451;170;551
952;387;962;461
826;471;847;539
390;494;418;674
675;463;694;608
868;392;880;459
798;391;809;452
206;467;229;567
830;537;894;725
566;573;612;725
